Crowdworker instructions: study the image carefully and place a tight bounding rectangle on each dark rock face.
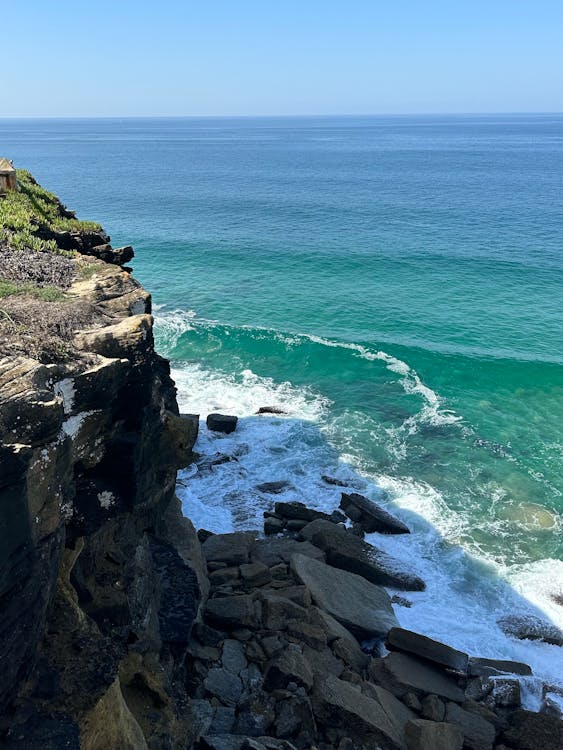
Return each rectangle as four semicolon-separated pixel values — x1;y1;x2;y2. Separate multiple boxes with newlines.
206;414;238;434
340;492;410;534
0;209;202;747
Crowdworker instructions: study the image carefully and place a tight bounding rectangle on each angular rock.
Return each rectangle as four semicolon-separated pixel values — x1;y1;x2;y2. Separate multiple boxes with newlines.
251;538;325;567
421;693;445;721
340;492;410;534
490;677;521;707
264;517;285;535
374;652;466;702
497;614;563;646
206;413;238;434
299;520;425;591
331;637;369;672
468;656;532;678
222;640;248;675
290;553;398;640
240;562;271;587
405;719;463;750
445;702;496;750
204;667;243;706
264;646;314;692
386;627;468;673
203;532;257;566
274;501;333;523
260;592;310;631
313;674;409;749
204;595;260;630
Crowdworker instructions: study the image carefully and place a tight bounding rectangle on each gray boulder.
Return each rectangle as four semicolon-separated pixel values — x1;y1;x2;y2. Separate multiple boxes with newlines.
386;627;468;673
274;501;334;522
405;719;463;750
290;552;398;640
299;519;425;591
203;532;257;566
251;538;325;567
445;702;496;750
263;646;314;691
204;595;260;629
373;652;466;702
497;614;563;646
340;491;410;534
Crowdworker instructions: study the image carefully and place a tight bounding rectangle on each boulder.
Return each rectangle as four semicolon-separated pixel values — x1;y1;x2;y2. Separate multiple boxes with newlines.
240;562;271;587
203;532;257;566
264;517;285;535
312;674;410;749
340;492;410;534
405;719;463;750
445;702;496;750
420;694;445;721
260;591;310;631
501;709;563;750
497;614;563;646
251;538;325;567
386;627;468;673
373;652;466;702
206;413;238;434
255;406;287;415
203;667;243;706
468;656;532;678
204;595;260;630
274;501;334;523
299;519;425;591
290;553;398;640
263;646;314;691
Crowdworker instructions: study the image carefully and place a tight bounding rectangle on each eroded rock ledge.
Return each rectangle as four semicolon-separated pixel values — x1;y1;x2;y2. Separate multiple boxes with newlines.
1;177;562;750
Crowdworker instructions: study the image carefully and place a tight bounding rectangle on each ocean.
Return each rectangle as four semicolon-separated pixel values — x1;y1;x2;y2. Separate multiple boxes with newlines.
2;114;562;698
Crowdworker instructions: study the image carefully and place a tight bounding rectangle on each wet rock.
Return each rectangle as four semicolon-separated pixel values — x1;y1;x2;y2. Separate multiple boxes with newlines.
445;702;496;750
386;627;468;673
257;481;292;494
290;552;398;640
256;406;287;415
203;532;257;566
405;719;463;750
206;413;238;434
372;652;466;702
321;475;348;487
264;518;285;535
340;492;410;534
275;501;334;523
490;677;521;707
299;519;425;591
468;656;532;678
497;614;563;646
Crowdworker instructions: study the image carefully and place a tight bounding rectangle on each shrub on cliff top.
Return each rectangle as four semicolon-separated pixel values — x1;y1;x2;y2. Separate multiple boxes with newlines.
0;169;102;256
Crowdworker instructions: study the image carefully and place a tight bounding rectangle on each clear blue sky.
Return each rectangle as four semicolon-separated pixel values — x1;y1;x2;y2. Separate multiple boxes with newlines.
3;0;563;116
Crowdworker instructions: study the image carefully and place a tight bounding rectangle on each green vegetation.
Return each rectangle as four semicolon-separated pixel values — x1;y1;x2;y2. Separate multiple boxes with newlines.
0;278;67;301
0;169;102;255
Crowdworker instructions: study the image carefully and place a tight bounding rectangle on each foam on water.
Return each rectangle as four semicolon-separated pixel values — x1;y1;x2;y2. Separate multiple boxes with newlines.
169;349;563;701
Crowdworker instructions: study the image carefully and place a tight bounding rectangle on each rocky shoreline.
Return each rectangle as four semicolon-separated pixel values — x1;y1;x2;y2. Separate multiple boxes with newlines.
1;175;562;749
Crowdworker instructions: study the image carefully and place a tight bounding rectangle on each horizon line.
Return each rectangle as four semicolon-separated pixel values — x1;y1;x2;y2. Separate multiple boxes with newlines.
1;111;563;120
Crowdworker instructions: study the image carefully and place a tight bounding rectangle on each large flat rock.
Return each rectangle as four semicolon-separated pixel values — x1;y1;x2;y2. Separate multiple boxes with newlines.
375;651;466;703
299;519;425;591
290;552;398;640
386;627;468;673
203;532;257;566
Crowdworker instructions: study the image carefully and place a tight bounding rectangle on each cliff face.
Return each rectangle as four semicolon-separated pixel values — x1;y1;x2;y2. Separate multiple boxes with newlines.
0;215;203;748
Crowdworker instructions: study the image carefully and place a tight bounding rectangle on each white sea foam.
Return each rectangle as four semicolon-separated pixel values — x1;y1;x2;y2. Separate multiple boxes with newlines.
171;355;563;699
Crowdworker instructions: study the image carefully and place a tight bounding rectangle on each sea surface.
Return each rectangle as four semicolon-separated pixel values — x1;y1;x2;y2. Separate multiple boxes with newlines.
2;115;563;698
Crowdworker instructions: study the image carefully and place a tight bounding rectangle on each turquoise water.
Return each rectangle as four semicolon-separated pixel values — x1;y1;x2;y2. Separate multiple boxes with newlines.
3;115;563;687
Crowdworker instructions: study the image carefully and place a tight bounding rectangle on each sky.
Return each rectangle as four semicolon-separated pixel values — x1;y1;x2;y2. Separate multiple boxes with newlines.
2;0;563;117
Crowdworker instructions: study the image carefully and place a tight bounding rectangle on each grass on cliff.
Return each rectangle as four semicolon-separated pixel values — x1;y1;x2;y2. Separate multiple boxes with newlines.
0;170;102;255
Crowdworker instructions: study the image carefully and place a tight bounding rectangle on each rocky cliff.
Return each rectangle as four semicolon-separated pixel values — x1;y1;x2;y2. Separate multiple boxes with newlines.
1;174;562;750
